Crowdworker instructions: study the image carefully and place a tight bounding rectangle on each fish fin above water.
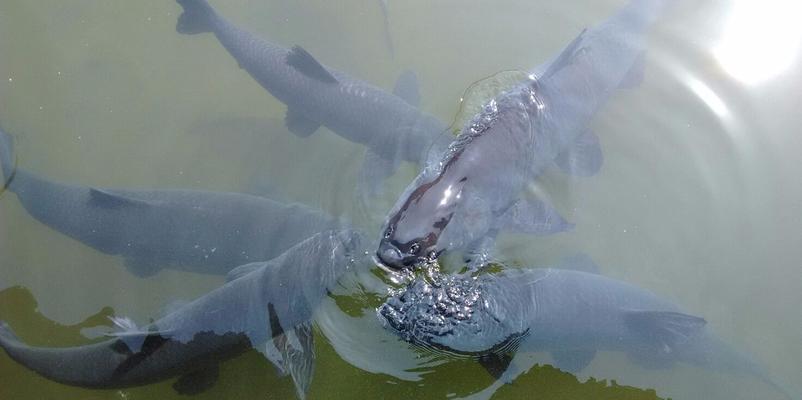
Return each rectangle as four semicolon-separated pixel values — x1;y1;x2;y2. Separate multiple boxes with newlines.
624;310;706;353
172;363;220;395
89;188;153;209
550;349;596;373
554;130;603;177
175;0;216;35
393;70;420;107
225;262;263;282
554;253;601;275
619;52;646;89
540;28;588;81
285;107;321;138
286;45;338;84
497;196;574;235
478;352;514;379
123;257;162;279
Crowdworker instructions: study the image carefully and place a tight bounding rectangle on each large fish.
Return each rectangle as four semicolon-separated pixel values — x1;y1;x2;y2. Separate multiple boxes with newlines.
378;261;791;399
0;229;363;399
174;0;447;193
376;0;667;270
0;128;340;277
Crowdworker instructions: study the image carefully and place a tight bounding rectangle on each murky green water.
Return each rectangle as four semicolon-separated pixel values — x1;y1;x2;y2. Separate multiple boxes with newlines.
1;0;800;399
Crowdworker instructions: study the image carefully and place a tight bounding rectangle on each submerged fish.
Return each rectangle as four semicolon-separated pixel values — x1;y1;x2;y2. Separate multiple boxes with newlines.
376;0;665;270
0;128;340;277
378;263;791;399
0;230;362;399
175;0;446;193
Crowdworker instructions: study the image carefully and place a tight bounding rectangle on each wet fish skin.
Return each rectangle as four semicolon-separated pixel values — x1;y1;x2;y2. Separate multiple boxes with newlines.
175;0;445;166
0;230;362;398
376;0;669;270
379;266;787;398
0;128;340;277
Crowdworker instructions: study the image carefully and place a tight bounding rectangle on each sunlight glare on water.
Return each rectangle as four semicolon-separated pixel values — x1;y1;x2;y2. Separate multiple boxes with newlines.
715;0;802;85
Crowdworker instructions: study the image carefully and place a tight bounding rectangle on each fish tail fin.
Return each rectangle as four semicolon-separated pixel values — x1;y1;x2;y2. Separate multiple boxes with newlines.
0;126;18;192
176;0;216;35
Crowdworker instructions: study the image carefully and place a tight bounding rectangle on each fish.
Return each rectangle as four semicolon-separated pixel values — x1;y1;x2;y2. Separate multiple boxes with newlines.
0;229;363;399
174;0;447;195
375;0;667;270
0;127;341;278
377;263;792;399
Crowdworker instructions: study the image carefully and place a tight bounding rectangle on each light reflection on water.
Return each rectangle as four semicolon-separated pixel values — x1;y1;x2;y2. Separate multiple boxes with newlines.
0;0;800;399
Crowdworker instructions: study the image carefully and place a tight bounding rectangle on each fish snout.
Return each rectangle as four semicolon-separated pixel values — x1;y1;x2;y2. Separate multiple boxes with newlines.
377;242;408;271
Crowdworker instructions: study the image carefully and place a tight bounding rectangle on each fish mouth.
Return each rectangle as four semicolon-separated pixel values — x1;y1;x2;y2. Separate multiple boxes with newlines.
376;264;484;348
376;242;423;271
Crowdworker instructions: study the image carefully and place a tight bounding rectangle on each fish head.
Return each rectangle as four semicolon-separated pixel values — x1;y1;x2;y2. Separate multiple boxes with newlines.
377;174;468;271
377;269;527;356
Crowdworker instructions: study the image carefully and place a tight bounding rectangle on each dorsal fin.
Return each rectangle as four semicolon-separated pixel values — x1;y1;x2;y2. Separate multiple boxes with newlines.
89;188;152;209
286;45;338;84
541;28;587;80
393;70;420;107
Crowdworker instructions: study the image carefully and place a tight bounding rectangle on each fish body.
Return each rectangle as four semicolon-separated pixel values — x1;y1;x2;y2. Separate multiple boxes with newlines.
175;0;445;167
376;0;668;270
0;230;362;398
0;129;339;277
379;266;785;397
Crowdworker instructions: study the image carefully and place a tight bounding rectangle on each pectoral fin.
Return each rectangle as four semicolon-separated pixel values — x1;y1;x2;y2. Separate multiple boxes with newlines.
282;322;315;400
89;188;153;209
263;303;315;399
286;45;338;84
172;364;220;395
285;107;321;138
550;349;596;373
497;196;574;235
478;352;514;379
105;316;174;353
554;130;603;177
624;310;706;354
393;70;420;107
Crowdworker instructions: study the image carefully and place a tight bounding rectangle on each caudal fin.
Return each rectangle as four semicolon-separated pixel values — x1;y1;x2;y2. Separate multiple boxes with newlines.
176;0;217;34
0;127;17;191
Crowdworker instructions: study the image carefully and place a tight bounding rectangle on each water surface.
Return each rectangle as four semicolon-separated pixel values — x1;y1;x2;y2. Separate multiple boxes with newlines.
1;1;800;399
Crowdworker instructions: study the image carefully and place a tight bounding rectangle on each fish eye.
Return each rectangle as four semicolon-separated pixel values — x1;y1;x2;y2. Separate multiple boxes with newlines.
409;242;420;254
384;226;393;239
